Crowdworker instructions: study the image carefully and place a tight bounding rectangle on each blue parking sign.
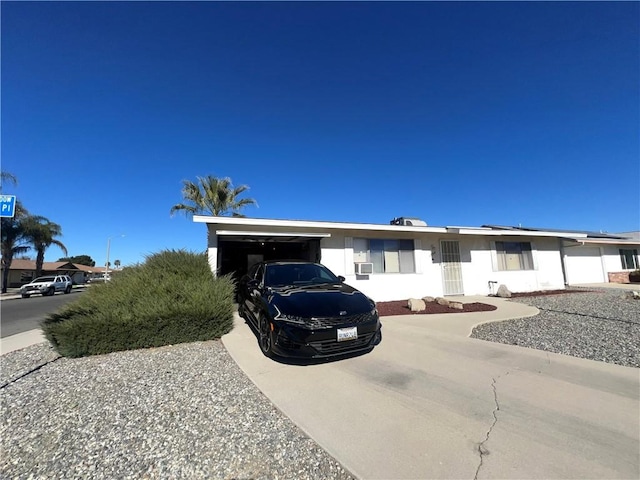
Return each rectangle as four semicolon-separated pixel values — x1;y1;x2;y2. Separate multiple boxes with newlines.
0;195;16;218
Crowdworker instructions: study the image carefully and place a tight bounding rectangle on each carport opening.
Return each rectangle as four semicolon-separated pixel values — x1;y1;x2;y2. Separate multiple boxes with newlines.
218;238;321;280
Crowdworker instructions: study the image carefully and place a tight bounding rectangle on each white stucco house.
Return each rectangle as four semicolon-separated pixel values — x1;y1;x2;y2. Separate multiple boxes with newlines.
193;216;640;302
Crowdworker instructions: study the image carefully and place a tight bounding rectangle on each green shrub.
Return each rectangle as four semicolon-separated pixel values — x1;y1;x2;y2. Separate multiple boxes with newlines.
42;249;236;357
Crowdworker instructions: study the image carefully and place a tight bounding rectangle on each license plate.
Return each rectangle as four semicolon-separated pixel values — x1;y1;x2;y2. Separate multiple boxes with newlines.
337;326;357;342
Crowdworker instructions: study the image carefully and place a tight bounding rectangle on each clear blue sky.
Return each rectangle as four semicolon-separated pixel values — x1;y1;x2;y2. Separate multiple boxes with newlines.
2;1;639;268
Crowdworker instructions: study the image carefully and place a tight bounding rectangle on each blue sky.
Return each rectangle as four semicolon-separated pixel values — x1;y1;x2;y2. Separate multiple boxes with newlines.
2;1;638;268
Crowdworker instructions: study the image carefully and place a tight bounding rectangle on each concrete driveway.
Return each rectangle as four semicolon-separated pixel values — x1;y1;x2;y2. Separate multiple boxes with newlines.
222;298;639;479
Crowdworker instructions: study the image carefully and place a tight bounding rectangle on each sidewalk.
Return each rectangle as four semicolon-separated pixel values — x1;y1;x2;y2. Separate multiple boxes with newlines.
1;330;48;355
0;287;24;301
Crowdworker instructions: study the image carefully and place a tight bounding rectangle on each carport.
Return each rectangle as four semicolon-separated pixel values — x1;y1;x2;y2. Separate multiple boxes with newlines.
215;230;330;278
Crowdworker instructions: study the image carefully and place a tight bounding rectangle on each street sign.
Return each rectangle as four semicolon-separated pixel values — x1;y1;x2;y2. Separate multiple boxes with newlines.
0;195;16;218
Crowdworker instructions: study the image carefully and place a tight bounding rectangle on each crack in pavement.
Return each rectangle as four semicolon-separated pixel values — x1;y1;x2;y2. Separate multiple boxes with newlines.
474;372;508;480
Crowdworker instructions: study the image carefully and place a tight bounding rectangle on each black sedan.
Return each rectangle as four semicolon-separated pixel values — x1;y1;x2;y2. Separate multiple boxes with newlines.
237;261;382;359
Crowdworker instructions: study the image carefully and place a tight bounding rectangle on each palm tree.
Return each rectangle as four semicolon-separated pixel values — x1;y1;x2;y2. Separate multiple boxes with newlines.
22;217;68;278
0;171;18;192
114;259;121;269
169;175;257;218
1;201;30;293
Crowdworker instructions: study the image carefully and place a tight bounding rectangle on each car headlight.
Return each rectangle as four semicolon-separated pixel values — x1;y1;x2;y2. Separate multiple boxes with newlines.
367;298;378;316
273;306;307;325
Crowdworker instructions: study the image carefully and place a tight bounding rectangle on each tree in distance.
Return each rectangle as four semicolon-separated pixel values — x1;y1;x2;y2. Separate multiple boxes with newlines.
58;255;96;267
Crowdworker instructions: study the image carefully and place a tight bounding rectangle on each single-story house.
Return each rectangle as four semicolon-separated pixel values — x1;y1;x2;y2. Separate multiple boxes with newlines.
193;215;640;302
5;260;107;287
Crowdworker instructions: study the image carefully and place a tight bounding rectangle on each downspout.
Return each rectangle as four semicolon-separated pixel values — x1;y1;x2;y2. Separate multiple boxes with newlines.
598;246;607;283
559;238;569;286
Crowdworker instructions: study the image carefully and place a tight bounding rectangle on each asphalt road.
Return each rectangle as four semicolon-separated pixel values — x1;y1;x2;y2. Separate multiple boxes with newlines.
0;291;84;338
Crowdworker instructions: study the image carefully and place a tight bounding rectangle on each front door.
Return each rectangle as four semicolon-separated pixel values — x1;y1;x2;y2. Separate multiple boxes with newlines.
441;240;464;295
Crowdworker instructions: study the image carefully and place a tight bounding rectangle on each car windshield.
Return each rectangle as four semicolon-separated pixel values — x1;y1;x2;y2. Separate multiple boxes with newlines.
264;263;339;287
34;277;55;282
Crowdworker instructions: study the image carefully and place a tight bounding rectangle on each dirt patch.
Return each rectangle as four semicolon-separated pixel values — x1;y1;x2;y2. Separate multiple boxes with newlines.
376;300;497;317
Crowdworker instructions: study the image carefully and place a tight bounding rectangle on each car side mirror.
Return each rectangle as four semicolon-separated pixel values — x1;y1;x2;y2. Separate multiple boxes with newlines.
338;275;345;282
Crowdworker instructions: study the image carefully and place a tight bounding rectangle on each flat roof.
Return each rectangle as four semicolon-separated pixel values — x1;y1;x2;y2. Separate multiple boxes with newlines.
193;216;589;238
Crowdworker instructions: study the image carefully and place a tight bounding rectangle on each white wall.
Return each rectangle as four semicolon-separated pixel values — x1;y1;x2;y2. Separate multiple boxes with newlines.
318;232;443;302
321;233;567;300
206;223;568;300
565;245;635;283
601;245;629;274
206;226;218;274
462;237;565;294
563;245;605;284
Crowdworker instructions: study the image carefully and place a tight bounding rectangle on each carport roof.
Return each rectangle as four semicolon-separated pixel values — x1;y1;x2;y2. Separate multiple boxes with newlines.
216;230;331;242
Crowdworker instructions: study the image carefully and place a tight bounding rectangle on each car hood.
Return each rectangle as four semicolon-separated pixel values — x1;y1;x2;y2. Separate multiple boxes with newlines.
23;280;53;287
269;283;374;318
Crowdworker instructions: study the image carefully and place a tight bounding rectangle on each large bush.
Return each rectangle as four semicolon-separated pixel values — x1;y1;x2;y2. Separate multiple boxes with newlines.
42;249;235;357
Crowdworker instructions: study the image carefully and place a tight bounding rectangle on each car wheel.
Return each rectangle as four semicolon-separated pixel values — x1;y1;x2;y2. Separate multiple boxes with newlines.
47;287;55;296
258;315;274;357
21;294;30;298
64;286;72;294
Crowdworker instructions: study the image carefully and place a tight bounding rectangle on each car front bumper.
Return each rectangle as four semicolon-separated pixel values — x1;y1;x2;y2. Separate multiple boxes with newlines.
20;286;50;295
270;319;382;359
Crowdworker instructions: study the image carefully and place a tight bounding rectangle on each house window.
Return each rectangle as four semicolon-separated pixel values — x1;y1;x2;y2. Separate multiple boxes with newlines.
619;249;639;270
354;238;415;273
496;242;534;271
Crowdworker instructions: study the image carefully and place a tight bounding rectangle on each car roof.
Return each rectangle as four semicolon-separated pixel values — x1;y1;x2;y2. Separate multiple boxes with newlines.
261;260;319;266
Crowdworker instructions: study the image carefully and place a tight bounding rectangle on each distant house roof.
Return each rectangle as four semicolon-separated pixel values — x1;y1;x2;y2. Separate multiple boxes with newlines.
72;264;106;273
7;260;108;272
8;259;78;271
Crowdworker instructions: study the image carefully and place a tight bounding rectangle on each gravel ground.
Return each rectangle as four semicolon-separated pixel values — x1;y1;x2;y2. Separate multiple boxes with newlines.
471;288;640;368
0;341;354;480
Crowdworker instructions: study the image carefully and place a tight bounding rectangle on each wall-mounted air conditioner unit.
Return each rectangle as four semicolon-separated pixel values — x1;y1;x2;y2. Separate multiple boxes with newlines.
355;262;374;275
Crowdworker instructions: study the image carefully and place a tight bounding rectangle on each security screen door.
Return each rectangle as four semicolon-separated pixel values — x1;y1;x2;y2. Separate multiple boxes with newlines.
441;240;464;295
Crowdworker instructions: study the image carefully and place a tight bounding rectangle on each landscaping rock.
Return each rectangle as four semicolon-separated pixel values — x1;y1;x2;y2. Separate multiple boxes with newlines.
449;301;464;310
496;284;512;298
408;298;426;312
436;297;450;307
422;296;435;303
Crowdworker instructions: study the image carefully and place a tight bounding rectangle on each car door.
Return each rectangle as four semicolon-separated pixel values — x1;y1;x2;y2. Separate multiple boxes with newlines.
239;263;258;305
247;264;265;321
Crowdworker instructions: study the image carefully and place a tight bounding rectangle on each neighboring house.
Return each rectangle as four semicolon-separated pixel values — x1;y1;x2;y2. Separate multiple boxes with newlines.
6;260;107;287
70;264;109;284
193;216;640;302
